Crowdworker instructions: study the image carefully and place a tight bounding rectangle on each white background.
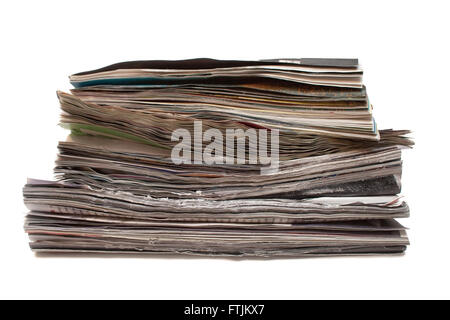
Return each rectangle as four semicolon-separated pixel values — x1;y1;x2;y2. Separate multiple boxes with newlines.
1;0;449;299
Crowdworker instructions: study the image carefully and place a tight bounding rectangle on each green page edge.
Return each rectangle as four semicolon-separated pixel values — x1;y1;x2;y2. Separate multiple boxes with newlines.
60;123;170;150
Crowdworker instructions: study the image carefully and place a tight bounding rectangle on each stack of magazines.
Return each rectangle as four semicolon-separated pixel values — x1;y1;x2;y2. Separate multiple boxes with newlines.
23;58;413;257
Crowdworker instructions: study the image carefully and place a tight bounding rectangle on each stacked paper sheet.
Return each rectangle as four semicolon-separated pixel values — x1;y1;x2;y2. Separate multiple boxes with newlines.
23;58;413;257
